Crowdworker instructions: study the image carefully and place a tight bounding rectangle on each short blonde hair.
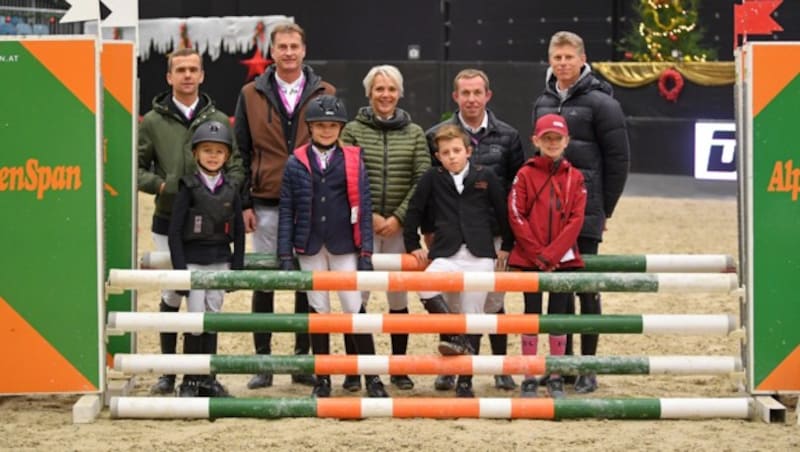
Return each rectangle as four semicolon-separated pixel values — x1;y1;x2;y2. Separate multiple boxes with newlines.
453;68;490;92
362;65;404;98
270;22;306;46
433;124;470;151
548;31;585;57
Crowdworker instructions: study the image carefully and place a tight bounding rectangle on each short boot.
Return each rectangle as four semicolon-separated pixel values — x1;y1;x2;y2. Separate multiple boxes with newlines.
422;295;473;355
151;300;179;395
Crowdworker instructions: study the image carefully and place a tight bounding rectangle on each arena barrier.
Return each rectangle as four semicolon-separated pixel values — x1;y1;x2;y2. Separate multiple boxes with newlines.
107;312;738;335
139;252;737;273
113;354;743;376
107;269;740;293
110;396;752;420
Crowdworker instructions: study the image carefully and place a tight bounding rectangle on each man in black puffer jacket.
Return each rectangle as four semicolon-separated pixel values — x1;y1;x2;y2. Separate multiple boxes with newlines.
426;69;524;393
532;31;630;394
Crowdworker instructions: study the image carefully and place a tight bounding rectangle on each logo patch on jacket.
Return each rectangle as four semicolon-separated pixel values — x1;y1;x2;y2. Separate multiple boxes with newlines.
474;180;488;190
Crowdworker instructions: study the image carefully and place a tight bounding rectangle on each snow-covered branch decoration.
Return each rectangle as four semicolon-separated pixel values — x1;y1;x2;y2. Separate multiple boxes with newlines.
137;15;293;61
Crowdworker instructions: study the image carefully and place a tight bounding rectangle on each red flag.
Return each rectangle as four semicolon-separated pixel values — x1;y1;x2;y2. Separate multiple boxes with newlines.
734;0;783;47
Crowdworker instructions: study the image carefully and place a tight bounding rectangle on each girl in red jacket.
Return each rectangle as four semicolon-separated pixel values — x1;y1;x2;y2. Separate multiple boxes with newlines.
508;114;587;398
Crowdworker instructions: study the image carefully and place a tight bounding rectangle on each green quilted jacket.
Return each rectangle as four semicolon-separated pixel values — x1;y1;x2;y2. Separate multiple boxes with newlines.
341;106;430;224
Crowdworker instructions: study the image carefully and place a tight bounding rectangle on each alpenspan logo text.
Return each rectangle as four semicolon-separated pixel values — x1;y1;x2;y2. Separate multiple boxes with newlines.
0;159;82;199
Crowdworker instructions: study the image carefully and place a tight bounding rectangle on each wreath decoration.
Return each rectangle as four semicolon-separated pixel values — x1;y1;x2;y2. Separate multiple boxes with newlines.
658;67;684;102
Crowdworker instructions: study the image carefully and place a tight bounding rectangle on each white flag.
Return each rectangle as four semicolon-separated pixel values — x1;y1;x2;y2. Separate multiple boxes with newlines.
59;0;100;24
102;0;139;28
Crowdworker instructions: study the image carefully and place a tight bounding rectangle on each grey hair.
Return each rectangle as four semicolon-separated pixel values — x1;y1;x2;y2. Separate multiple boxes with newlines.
548;31;585;56
362;65;404;98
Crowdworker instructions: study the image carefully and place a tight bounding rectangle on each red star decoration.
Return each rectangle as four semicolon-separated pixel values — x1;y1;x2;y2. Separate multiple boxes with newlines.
240;49;272;82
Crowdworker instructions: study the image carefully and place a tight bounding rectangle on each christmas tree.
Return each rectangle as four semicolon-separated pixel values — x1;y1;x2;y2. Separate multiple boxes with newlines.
624;0;717;62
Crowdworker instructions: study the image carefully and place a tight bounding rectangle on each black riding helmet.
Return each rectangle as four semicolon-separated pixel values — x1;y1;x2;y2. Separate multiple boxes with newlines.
305;94;348;124
191;120;232;149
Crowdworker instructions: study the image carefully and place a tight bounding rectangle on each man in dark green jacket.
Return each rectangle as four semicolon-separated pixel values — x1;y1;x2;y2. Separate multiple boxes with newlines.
138;47;243;396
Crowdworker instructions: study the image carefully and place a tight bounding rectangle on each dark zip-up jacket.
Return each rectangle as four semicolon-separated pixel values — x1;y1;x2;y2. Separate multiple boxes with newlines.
138;91;244;234
341;106;430;224
532;66;630;241
234;65;335;208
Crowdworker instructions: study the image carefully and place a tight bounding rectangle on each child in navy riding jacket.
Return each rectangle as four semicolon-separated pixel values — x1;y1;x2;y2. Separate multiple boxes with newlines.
277;95;389;399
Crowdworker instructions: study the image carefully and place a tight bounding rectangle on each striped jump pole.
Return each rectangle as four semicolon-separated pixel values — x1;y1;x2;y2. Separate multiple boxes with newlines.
139;251;736;273
113;354;743;376
110;396;752;420
107;312;739;335
107;269;739;294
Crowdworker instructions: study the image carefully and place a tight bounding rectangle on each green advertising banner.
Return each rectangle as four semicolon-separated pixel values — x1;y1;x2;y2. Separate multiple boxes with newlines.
102;41;136;363
745;42;800;393
0;37;103;394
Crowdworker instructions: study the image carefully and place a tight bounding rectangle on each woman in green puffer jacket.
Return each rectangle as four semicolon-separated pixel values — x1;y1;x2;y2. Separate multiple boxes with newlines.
341;65;430;392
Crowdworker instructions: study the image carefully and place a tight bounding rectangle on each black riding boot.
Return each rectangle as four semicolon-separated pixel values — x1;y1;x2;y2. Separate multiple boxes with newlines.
248;291;274;389
421;295;473;355
150;300;179;394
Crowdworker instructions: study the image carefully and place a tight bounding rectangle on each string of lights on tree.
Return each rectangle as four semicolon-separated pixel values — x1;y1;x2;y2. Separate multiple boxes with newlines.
624;0;717;62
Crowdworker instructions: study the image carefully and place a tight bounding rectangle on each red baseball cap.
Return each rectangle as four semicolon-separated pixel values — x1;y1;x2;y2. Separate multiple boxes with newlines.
534;113;569;137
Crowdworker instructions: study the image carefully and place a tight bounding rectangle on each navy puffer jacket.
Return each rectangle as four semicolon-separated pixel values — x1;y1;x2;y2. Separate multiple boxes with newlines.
532;66;630;241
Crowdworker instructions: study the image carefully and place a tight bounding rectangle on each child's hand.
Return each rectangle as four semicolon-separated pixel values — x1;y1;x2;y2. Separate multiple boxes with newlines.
243;209;257;233
357;255;373;271
495;250;509;271
410;248;429;267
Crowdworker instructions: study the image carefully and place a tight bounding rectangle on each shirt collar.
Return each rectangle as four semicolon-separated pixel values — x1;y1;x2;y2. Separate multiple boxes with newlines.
458;111;488;134
173;97;199;118
276;73;305;94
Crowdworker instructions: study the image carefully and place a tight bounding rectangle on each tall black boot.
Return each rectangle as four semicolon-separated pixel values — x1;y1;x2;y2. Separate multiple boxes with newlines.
389;307;414;390
490;308;516;390
248;291;274;389
310;330;331;397
294;291;311;355
353;333;388;397
292;293;315;384
199;332;232;397
422;295;473;355
342;305;366;391
177;333;203;397
578;292;602;356
150;300;179;394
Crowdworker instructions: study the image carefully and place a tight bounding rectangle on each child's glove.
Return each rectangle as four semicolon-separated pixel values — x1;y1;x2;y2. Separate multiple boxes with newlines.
279;257;297;271
357;255;373;271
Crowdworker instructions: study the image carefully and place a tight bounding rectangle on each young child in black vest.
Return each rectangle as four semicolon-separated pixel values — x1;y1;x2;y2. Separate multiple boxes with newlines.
168;120;245;397
277;95;388;398
403;123;514;398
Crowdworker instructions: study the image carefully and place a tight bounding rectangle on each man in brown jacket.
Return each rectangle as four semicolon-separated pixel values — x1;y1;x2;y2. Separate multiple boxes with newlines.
233;22;335;389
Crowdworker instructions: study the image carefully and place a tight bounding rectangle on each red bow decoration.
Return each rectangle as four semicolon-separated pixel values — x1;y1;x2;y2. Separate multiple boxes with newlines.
734;0;783;48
